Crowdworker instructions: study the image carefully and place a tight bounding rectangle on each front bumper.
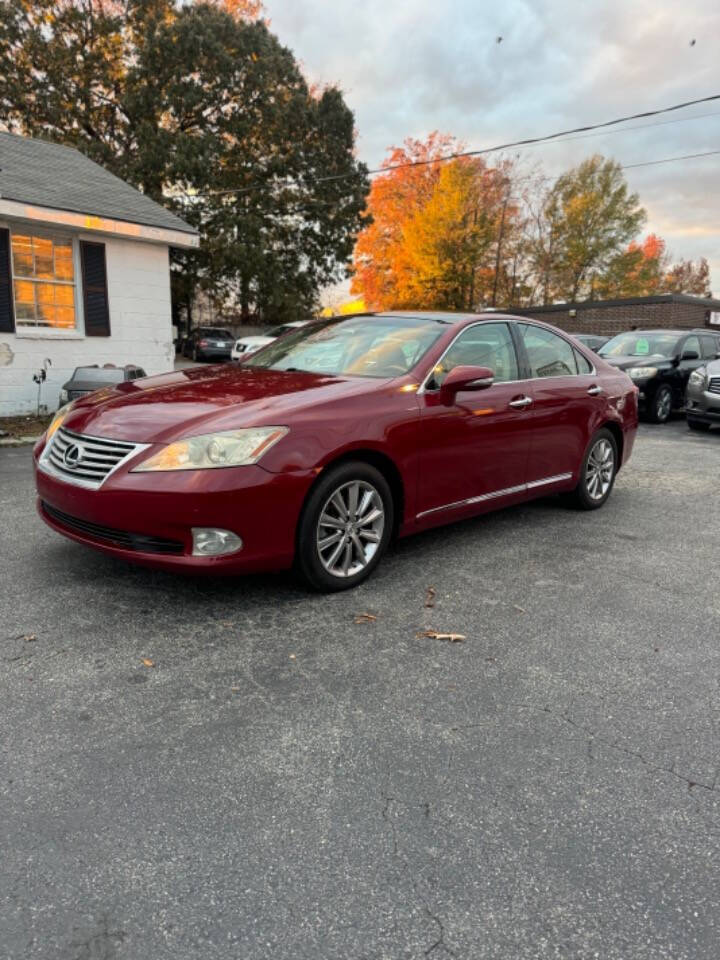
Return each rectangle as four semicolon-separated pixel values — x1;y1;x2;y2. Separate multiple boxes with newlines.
34;446;315;575
685;388;720;423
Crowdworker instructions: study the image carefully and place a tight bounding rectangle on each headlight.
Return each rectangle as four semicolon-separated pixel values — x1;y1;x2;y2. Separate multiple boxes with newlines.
132;426;288;472
45;401;75;442
688;368;707;387
627;366;657;379
59;388;69;404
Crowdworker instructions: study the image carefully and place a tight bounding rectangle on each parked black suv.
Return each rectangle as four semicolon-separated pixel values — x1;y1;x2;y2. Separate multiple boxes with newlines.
598;329;720;422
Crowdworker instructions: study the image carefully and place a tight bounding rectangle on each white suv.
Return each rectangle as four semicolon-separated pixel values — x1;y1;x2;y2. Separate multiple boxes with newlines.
232;321;308;361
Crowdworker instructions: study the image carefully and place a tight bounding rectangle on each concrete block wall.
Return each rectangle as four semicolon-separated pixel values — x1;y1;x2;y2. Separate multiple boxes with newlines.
0;226;175;416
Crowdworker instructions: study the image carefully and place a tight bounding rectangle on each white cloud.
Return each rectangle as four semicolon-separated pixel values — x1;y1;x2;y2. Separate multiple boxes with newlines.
268;0;720;295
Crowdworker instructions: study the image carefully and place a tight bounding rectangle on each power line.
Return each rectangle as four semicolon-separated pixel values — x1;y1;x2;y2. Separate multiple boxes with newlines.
185;92;720;198
620;148;720;170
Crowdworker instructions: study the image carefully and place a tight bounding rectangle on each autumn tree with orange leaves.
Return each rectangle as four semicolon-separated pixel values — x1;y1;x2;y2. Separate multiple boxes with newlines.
353;144;713;309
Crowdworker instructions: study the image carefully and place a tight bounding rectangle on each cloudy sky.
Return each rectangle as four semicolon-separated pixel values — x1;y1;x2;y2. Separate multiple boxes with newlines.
268;0;720;298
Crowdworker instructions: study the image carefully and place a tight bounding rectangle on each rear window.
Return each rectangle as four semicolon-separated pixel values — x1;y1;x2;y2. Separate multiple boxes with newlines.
198;328;232;338
73;367;124;383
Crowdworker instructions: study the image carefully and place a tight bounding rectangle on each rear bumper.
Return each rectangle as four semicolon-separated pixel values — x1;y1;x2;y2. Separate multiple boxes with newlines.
34;451;315;575
197;347;232;361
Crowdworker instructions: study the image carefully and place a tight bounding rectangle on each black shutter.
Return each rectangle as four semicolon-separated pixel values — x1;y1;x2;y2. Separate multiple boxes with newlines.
0;228;15;333
80;241;111;336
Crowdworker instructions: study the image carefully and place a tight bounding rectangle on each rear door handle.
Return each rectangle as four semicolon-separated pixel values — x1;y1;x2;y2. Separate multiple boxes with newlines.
509;396;533;409
587;385;603;396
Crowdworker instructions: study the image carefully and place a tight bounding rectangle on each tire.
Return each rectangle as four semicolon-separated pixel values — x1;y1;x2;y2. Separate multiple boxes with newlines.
687;417;711;432
566;428;618;510
296;461;394;592
648;384;673;423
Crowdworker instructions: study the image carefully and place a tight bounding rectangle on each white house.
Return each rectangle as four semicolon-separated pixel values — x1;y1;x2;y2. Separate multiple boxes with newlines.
0;132;199;415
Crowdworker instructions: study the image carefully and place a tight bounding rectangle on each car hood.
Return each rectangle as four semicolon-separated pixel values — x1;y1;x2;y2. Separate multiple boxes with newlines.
237;336;273;347
601;354;670;370
61;364;391;443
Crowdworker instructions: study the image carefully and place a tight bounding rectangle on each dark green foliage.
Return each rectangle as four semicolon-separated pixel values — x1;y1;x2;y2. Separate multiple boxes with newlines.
0;1;369;323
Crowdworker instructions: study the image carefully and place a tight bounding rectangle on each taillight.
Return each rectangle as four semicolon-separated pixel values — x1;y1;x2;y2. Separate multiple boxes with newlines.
199;339;209;347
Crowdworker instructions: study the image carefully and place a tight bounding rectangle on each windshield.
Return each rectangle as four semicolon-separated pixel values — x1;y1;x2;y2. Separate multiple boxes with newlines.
268;323;301;337
73;367;125;383
244;315;446;378
599;332;680;358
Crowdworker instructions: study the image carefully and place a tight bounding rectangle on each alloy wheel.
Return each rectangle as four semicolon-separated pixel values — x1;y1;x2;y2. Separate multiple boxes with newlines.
585;438;615;501
316;480;385;578
656;388;672;421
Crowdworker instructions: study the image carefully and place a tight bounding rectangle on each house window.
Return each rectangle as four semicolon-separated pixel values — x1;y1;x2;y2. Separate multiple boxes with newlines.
11;232;76;330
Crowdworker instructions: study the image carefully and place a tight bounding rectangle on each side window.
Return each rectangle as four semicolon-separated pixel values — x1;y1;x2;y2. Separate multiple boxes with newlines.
520;325;578;378
701;335;719;359
430;323;518;387
682;335;701;359
574;349;593;375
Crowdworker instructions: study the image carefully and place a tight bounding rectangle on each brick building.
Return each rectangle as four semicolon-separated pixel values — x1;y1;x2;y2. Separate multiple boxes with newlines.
511;294;720;337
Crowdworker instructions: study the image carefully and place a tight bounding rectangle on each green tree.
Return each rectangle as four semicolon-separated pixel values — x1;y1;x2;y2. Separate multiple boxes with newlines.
531;156;646;303
0;0;369;324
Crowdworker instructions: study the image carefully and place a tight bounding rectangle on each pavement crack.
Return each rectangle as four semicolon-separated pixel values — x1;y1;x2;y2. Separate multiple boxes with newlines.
543;706;716;794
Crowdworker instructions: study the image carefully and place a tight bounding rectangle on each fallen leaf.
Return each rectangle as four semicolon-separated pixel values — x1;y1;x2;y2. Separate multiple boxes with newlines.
512;604;526;614
24;635;37;642
416;630;466;644
425;586;436;608
141;658;155;668
354;613;377;624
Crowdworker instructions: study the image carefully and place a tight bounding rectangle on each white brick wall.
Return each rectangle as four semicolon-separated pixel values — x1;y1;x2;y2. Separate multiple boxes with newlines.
0;224;175;416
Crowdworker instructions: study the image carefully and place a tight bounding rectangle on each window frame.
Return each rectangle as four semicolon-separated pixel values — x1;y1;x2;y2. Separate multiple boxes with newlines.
679;334;702;360
7;226;83;334
515;322;594;380
700;334;719;360
418;319;597;394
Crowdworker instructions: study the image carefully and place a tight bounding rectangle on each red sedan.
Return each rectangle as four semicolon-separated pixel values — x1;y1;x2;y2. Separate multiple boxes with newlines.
34;312;638;591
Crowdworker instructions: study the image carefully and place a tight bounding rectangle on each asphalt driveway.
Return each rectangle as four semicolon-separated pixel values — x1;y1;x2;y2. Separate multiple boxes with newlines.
1;421;719;959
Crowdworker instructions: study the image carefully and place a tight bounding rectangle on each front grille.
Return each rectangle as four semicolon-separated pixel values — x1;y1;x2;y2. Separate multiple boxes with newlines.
43;426;142;488
42;502;184;555
708;377;720;395
68;390;92;400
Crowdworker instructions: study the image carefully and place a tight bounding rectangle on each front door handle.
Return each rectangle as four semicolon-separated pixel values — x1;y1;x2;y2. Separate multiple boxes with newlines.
587;385;603;396
509;396;533;409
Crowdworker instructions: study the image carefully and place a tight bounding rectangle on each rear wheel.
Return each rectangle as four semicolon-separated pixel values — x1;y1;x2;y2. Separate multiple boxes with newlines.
648;384;673;423
687;417;711;432
296;462;394;592
567;428;618;510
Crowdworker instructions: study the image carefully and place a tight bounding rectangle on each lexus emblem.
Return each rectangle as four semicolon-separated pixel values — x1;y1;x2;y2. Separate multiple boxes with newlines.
63;442;84;469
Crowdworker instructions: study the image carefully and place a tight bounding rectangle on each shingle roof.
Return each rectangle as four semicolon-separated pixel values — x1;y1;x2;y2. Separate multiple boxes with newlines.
0;132;197;237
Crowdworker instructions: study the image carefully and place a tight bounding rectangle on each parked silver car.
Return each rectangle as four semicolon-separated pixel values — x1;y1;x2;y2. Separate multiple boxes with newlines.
685;355;720;431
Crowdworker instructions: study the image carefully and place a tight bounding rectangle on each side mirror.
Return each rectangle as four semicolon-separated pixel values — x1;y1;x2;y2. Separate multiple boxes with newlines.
439;365;494;404
682;350;700;361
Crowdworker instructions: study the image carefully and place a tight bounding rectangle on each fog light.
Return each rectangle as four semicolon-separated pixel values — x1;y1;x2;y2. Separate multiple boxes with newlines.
191;528;243;557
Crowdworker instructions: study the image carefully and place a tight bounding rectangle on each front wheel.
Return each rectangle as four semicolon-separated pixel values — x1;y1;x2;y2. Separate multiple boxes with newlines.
296;462;394;592
648;384;673;423
567;429;618;510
